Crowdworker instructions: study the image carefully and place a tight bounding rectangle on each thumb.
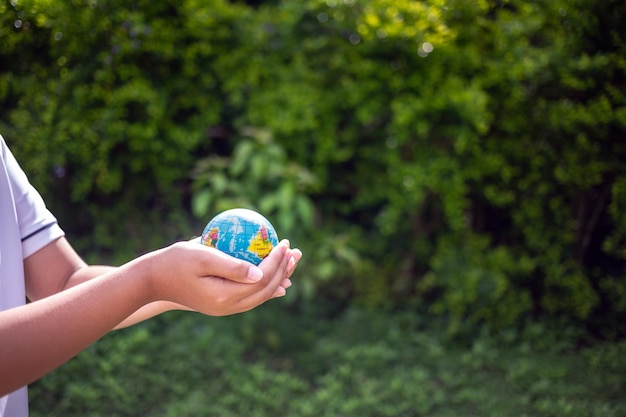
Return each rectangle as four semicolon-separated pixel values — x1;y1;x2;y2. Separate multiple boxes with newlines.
163;241;264;285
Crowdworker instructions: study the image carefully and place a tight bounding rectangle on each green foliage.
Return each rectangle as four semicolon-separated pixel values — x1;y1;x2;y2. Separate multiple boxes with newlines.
4;1;625;412
29;307;626;416
189;130;357;300
420;234;535;333
2;0;626;332
191;129;317;234
0;0;245;256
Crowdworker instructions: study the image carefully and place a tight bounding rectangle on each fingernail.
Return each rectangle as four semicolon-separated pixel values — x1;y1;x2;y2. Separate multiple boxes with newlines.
273;287;287;298
247;265;263;282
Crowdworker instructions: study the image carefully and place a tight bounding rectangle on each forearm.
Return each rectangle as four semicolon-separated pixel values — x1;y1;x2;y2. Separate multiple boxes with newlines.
67;265;189;329
0;257;152;396
114;301;192;329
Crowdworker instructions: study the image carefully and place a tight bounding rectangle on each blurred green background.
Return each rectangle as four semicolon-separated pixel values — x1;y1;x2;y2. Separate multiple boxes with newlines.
2;0;625;415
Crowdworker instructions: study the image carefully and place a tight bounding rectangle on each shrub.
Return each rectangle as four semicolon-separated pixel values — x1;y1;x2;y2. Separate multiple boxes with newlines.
2;0;625;332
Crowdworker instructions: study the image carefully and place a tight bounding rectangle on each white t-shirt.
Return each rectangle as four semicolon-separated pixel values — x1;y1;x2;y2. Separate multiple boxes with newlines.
0;136;65;417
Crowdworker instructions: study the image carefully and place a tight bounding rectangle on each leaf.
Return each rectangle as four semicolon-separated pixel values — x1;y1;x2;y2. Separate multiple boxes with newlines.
231;139;255;177
295;196;315;228
192;189;212;218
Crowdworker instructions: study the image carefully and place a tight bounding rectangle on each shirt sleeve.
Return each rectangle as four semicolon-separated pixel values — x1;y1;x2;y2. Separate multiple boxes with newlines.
1;136;65;258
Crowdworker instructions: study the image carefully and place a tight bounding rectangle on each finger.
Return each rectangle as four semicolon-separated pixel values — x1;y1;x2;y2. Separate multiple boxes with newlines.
240;241;291;306
285;248;302;279
257;240;290;281
264;246;292;295
271;278;292;300
182;242;264;284
272;286;287;298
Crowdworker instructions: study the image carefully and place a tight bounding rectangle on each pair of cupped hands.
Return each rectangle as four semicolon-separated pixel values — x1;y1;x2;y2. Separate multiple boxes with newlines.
144;238;301;317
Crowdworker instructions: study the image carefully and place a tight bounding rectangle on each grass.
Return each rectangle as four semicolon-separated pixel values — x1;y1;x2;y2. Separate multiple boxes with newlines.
29;303;626;417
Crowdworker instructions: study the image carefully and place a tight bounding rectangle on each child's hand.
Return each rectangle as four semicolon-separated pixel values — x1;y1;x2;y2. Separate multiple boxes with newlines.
145;239;301;316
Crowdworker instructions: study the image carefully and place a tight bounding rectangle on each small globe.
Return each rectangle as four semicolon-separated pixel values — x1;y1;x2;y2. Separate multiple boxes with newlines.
200;208;279;266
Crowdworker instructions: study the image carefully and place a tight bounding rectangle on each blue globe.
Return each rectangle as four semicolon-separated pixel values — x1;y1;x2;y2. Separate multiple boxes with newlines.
200;208;279;265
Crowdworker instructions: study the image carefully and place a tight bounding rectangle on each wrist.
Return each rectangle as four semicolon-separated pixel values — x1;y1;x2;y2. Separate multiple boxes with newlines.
120;251;161;306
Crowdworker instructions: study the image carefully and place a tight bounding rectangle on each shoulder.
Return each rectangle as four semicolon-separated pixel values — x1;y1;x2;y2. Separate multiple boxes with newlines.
0;134;65;257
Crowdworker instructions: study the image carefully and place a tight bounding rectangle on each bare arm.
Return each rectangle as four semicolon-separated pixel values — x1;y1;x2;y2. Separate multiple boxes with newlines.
1;255;153;395
1;238;299;396
23;238;299;329
23;238;193;329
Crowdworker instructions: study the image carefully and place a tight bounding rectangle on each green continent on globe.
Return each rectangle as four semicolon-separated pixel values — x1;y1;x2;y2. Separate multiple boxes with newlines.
200;208;279;266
